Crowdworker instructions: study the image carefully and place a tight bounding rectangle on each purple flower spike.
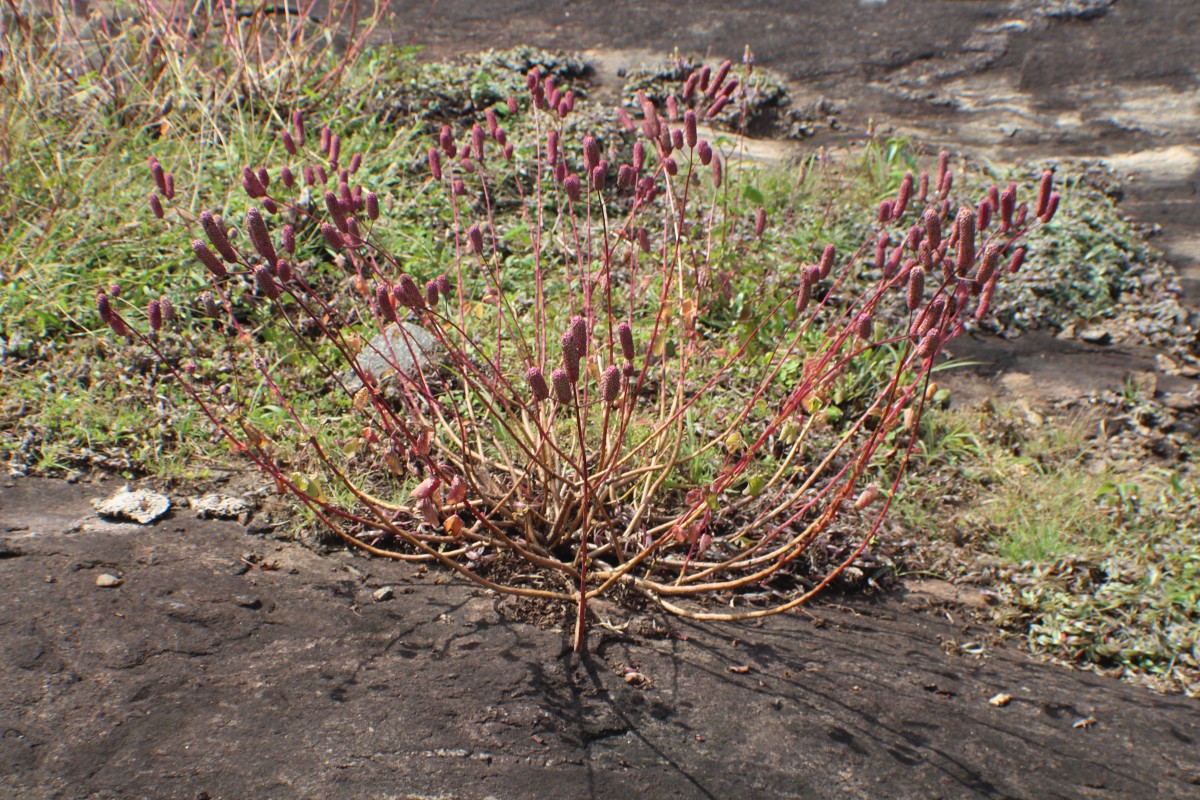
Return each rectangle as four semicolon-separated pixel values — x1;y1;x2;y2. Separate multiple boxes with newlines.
282;130;297;155
149;193;164;219
472;124;486;161
365;192;380;221
976;242;1000;285
147;299;162;332
564;174;582;202
551;368;572;404
201;290;219;318
281;224;296;254
292;110;305;147
394;275;423;309
151;160;166;194
922;208;942;251
467;224;484;255
254;264;280;300
583;136;600;172
954;206;976;277
818;244;836;279
200;212;238;263
328;134;341;170
617;322;635;361
684;110;698;148
705;96;730;120
320;222;344;249
159;296;176;323
617;164;635;189
697;140;712;166
895;172;913;219
601;365;621;404
907;267;925;311
796;272;812;313
1040;192;1060;223
1035;170;1054;218
377;284;397;323
570;315;588;356
526;366;550;403
192;240;227;278
245;208;276;265
425;280;440;308
708;60;732;99
242;166;266;198
878;200;893;224
560;329;581;383
1008;247;1027;275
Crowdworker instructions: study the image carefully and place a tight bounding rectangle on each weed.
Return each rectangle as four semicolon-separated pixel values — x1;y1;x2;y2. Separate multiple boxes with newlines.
96;50;1056;653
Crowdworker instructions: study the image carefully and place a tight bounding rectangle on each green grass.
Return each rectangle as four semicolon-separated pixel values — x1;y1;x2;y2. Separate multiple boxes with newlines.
898;403;1200;695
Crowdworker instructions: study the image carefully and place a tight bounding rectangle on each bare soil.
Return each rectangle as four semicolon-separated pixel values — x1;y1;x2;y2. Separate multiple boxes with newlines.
3;476;1199;800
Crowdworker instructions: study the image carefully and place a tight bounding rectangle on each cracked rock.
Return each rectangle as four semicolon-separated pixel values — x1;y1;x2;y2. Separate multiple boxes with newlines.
92;488;170;524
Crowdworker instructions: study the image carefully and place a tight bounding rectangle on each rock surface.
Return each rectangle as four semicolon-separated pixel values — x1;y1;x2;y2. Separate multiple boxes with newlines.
90;487;170;524
3;477;1199;799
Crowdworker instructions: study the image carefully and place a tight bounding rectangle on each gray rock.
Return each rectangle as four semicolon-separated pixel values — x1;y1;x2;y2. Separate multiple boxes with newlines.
372;586;395;602
92;488;170;524
1078;326;1114;345
340;323;444;393
189;494;250;520
1162;391;1199;412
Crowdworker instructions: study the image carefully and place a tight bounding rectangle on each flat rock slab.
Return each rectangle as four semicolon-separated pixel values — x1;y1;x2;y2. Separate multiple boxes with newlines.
2;477;1198;799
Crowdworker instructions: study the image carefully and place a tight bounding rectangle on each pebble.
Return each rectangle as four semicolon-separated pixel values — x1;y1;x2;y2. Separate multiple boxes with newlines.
96;573;123;588
373;586;395;602
92;487;170;524
1078;326;1114;345
189;493;250;520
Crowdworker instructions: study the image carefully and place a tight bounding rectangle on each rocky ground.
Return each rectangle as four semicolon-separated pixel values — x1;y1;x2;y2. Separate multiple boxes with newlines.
3;477;1199;799
3;1;1199;797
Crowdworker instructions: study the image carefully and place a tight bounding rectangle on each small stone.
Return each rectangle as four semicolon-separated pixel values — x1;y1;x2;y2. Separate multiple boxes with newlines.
96;573;123;588
92;487;170;524
340;322;445;393
372;586;395;602
1128;370;1157;397
1162;392;1199;412
233;595;263;610
189;494;250;520
1078;326;1113;345
988;692;1012;707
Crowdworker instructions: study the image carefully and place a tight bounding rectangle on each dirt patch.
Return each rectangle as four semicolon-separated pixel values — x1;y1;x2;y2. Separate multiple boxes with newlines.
3;476;1199;798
